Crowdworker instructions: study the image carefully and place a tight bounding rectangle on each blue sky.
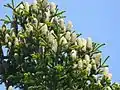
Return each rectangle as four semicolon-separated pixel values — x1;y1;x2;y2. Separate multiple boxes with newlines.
0;0;120;89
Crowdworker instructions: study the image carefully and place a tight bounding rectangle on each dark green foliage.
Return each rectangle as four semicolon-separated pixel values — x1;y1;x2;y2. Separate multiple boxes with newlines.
0;0;119;90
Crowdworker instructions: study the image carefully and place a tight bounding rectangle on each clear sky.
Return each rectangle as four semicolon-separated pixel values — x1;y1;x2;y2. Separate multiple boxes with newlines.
0;0;120;89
